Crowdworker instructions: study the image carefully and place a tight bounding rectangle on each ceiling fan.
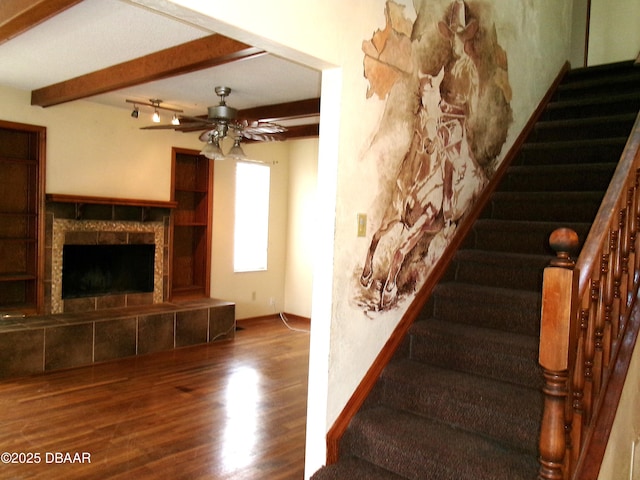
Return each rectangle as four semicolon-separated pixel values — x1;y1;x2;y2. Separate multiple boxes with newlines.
140;86;287;160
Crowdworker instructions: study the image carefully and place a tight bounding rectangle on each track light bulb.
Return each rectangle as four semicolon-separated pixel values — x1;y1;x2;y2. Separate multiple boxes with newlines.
152;110;160;123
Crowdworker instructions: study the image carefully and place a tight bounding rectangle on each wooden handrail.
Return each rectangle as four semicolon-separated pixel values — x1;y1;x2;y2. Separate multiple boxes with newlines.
538;111;640;479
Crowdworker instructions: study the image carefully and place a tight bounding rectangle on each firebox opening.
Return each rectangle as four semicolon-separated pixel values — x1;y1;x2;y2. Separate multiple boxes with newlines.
62;244;155;299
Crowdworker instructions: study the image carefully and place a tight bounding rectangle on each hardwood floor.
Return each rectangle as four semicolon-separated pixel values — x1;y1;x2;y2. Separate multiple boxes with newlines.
0;315;310;479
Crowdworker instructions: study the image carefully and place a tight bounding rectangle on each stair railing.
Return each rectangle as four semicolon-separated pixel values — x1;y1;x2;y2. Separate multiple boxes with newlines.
538;112;640;480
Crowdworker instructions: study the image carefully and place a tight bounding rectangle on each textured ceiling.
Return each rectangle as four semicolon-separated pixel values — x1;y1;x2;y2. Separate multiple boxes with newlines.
0;0;322;117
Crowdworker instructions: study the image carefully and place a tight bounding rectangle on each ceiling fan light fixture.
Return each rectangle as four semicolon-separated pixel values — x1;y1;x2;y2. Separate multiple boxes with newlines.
131;105;139;118
171;114;180;126
200;135;224;160
152;109;160;123
226;138;247;161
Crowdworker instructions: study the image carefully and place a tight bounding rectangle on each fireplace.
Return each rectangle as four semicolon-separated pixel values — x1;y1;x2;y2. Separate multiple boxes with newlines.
62;244;155;299
48;216;167;314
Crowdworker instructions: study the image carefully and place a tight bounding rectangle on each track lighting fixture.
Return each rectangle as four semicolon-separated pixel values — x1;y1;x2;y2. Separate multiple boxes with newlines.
125;99;183;123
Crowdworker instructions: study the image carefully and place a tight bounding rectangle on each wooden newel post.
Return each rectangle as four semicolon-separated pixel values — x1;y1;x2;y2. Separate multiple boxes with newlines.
538;228;579;480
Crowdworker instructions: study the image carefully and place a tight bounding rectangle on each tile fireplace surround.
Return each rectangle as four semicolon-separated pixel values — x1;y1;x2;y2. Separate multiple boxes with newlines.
45;197;171;314
0;196;235;380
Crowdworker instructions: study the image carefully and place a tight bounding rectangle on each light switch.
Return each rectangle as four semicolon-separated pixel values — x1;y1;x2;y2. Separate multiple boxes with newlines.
357;213;367;237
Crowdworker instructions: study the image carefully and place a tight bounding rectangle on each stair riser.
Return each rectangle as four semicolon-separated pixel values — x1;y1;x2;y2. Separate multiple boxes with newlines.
499;166;616;192
449;259;545;291
379;374;542;454
532;118;635;143
554;76;640;100
342;409;539;480
485;194;603;222
516;141;626;166
542;97;640;120
431;289;540;336
465;222;591;255
409;327;542;389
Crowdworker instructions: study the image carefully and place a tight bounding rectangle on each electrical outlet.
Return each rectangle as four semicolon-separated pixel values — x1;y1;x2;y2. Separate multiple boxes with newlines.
269;297;275;307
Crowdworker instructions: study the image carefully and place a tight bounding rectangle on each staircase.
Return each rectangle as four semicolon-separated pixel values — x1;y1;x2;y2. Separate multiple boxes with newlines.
312;60;640;480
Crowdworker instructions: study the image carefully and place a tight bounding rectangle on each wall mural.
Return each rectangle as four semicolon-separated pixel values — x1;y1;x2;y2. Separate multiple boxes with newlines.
354;0;512;313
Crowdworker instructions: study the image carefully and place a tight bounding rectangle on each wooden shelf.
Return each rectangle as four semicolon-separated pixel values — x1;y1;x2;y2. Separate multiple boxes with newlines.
0;121;45;313
47;194;178;209
170;148;213;300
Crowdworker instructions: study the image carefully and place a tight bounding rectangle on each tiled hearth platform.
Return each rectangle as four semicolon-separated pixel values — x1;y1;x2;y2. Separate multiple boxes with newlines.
0;299;234;380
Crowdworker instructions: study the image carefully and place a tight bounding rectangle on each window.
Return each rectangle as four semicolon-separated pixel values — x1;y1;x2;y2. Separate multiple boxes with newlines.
234;162;271;272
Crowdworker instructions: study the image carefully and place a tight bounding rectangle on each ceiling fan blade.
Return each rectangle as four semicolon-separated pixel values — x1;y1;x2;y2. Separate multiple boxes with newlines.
179;114;211;123
238;120;287;141
198;129;218;142
140;124;184;130
241;131;287;141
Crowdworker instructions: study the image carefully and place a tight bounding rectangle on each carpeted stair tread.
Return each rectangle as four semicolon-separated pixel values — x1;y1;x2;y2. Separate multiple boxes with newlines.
555;70;640;99
409;317;541;388
311;456;406;480
542;91;640;120
499;162;617;192
431;282;540;336
531;112;637;142
380;359;542;453
562;60;637;82
516;137;627;166
465;219;591;255
485;190;604;222
342;406;539;480
446;249;550;291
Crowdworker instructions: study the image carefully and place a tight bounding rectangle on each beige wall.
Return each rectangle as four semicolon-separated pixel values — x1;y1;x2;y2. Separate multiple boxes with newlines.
284;139;319;319
0;83;316;323
570;0;640;67
588;0;640;65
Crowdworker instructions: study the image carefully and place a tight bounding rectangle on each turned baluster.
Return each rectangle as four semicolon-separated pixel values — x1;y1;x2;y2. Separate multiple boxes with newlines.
583;278;598;423
610;208;626;344
569;306;588;469
620;190;633;322
633;168;640;281
603;231;616;367
592;251;608;394
539;228;579;480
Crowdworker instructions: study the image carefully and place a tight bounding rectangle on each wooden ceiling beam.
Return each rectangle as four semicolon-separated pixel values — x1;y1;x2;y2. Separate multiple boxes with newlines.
238;98;320;122
0;0;82;46
31;34;265;107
